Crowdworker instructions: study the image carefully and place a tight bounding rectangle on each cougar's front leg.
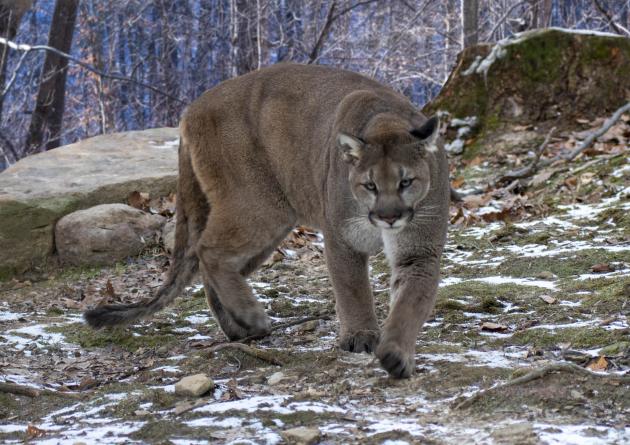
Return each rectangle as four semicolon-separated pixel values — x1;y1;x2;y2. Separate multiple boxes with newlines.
376;241;442;378
324;233;380;353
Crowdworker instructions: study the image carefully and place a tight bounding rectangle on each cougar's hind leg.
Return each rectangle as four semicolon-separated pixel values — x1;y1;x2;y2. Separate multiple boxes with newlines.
197;199;294;340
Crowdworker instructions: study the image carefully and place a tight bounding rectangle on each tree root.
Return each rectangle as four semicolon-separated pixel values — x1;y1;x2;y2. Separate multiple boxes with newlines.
454;362;630;410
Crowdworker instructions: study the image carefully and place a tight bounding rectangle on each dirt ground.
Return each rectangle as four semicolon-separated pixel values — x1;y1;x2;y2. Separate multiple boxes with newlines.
1;130;629;444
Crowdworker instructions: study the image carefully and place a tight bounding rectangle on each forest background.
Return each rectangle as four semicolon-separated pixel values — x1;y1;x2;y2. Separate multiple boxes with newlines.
0;0;629;168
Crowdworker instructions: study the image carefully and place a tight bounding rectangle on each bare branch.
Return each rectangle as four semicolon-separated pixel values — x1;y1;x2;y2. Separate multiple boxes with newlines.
0;36;185;104
591;0;630;36
499;126;555;182
563;101;630;161
497;101;630;183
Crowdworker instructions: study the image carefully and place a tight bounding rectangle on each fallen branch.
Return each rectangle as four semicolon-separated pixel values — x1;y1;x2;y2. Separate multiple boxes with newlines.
563;101;630;161
203;343;284;366
497;101;630;183
200;313;332;364
272;313;331;332
498;126;555;182
220;313;333;345
0;382;82;399
0;382;40;397
454;362;630;410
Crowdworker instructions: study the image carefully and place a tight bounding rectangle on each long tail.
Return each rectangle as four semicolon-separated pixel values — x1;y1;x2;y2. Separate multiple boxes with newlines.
84;137;209;328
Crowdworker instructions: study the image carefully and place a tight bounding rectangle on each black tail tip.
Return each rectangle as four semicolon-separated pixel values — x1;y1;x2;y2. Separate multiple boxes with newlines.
83;307;109;329
83;304;134;329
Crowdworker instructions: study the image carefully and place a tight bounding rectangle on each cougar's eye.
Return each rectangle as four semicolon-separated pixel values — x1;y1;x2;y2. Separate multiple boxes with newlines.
399;178;413;189
363;182;377;192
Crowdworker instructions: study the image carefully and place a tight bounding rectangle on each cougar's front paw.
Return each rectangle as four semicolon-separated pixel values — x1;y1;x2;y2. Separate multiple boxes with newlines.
339;329;380;353
376;341;415;378
232;306;272;338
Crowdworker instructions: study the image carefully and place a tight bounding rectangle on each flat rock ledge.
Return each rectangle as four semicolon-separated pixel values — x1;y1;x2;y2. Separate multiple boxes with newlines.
0;127;179;279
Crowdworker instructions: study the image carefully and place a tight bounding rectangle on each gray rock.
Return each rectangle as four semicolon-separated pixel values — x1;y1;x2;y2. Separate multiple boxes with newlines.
281;427;320;445
174;374;214;397
267;371;285;386
162;218;177;253
55;204;165;266
0;127;178;279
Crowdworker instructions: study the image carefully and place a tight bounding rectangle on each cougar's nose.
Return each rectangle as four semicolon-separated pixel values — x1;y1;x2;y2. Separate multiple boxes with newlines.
378;213;402;226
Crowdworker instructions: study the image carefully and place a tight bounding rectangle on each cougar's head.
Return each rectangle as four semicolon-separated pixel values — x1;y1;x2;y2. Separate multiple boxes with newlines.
338;115;439;231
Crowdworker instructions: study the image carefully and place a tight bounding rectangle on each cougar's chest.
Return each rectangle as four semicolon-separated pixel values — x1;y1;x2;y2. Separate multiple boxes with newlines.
340;217;383;255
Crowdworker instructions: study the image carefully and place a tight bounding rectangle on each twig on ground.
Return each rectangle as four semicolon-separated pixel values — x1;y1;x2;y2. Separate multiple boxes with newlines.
200;313;332;364
0;382;82;399
203;343;284;366
497;100;630;184
499;126;556;182
271;313;332;332
454;362;630;410
0;382;40;397
563;101;630;161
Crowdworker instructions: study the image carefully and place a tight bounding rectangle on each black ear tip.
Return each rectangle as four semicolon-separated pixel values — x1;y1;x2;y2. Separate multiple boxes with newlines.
411;115;439;140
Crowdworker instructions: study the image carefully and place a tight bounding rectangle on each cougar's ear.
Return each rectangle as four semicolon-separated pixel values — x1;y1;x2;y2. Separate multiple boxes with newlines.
411;115;440;152
337;132;365;164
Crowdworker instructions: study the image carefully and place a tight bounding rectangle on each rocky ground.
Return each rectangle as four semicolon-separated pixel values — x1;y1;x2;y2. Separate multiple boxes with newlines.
0;122;629;444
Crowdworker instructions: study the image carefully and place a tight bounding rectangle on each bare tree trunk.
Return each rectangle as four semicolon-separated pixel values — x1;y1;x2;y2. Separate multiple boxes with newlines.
25;0;79;153
540;0;552;27
461;0;479;48
0;0;32;121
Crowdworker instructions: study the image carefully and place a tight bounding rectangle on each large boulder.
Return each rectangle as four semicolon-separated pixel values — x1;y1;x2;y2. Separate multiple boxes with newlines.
0;127;179;279
424;28;630;157
55;204;166;266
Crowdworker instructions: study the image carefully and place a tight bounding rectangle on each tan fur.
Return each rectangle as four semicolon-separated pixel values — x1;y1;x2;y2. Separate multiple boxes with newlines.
84;63;449;378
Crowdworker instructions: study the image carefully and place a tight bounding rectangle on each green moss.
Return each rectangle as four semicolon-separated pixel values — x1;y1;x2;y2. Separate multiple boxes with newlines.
563;277;630;315
49;323;177;352
496;249;629;278
508;326;625;349
130;420;196;442
435;299;466;311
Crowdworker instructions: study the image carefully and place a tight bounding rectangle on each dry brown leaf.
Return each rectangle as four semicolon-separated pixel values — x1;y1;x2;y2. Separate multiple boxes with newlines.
466;155;483;167
26;425;46;439
586;356;609;371
451;177;465;188
591;263;614;273
128;191;151;211
105;279;116;299
481;322;508;332
462;194;491;210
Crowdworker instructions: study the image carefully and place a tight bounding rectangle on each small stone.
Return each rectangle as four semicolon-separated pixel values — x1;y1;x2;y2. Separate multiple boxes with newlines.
174;374;214;397
267;371;285;386
536;271;556;280
539;294;557;304
281;427;320;445
134;409;151;416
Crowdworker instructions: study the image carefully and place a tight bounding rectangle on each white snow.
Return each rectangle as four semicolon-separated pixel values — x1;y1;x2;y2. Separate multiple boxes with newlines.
193;395;344;415
150;138;179;149
441;276;557;290
0;310;25;322
535;423;629;445
185;314;210;324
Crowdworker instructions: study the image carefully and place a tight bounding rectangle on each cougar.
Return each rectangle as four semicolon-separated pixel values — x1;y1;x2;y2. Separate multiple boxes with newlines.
84;63;449;378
